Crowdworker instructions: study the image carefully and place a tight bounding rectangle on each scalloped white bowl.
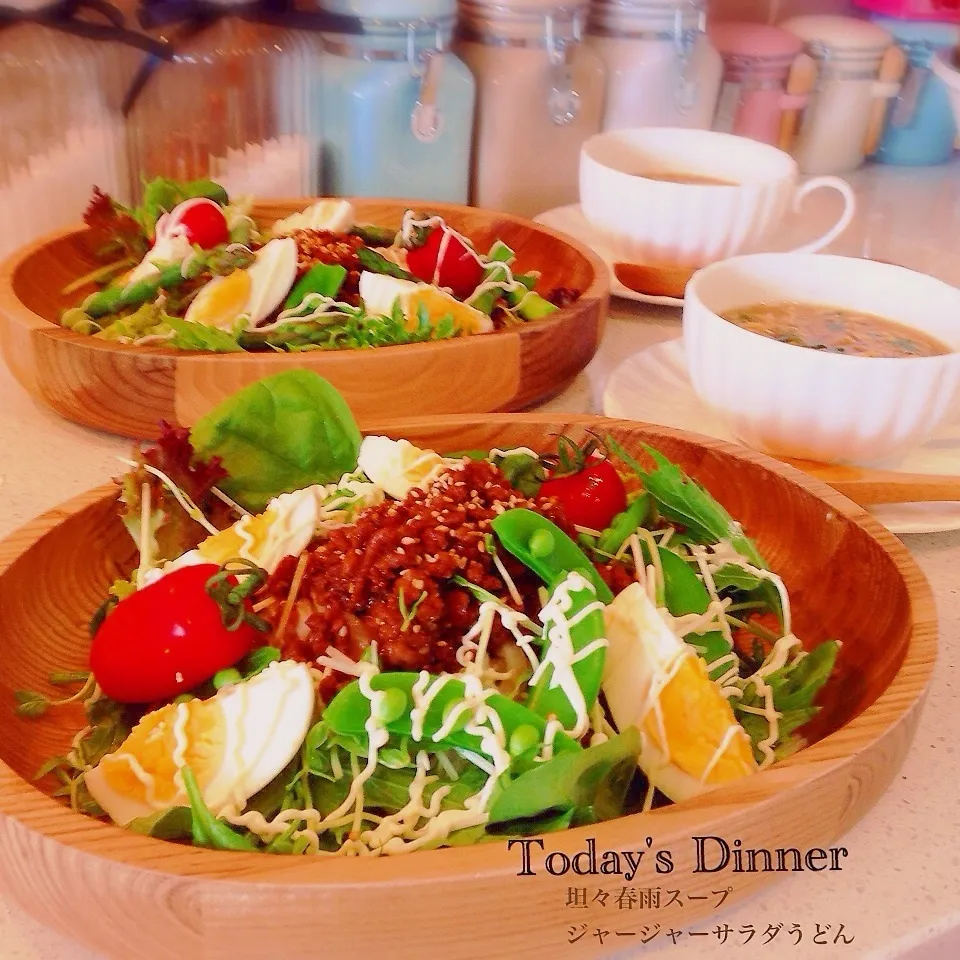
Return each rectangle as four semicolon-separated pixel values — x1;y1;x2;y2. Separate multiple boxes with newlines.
683;253;960;465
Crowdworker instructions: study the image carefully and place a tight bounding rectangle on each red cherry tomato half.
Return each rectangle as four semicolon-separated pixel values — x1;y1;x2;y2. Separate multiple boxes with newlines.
89;564;258;703
540;456;628;532
406;226;485;299
168;198;230;249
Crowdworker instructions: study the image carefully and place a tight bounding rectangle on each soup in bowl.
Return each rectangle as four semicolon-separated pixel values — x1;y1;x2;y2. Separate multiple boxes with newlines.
683;253;960;465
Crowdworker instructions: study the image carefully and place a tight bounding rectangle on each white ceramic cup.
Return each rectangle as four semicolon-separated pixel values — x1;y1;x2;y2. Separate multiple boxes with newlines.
579;127;856;268
683;253;960;465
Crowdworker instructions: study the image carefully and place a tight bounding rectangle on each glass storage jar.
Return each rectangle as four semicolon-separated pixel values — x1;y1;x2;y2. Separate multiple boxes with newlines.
0;0;133;258
709;21;808;147
781;15;900;174
314;0;475;202
125;0;316;200
870;15;959;166
586;0;721;132
456;0;605;217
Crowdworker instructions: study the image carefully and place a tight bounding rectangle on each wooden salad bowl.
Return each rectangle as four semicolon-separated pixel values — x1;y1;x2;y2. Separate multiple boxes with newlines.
0;200;609;440
0;416;935;960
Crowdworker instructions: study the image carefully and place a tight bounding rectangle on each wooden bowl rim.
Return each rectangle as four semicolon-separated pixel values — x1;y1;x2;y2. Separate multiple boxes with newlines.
0;197;610;357
0;414;937;886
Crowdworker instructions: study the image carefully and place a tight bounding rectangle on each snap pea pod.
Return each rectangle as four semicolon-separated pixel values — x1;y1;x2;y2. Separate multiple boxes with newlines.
524;573;608;732
491;508;612;604
646;544;733;679
492;510;610;730
596;493;651;555
283;263;347;309
323;672;581;759
80;262;187;319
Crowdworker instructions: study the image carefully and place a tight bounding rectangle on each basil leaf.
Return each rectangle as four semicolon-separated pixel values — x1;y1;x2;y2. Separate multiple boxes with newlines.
190;370;362;511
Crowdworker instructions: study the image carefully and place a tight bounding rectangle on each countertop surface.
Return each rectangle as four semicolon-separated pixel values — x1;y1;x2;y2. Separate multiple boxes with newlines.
1;162;959;960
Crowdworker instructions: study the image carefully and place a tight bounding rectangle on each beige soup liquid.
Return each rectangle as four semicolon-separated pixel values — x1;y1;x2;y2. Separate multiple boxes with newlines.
456;1;605;218
636;171;739;185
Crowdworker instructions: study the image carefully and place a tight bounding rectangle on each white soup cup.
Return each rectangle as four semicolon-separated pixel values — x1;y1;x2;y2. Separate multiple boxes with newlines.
580;128;856;269
683;253;960;465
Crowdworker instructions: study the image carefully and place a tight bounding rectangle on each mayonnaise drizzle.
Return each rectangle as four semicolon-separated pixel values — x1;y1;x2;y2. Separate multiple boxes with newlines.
529;572;608;740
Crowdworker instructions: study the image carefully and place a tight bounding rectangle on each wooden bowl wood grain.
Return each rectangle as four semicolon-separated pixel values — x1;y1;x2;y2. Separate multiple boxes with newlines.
0;416;935;960
0;200;609;440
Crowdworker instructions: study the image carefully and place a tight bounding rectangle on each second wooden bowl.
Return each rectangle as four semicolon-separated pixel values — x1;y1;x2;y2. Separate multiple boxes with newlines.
0;200;609;439
0;414;936;960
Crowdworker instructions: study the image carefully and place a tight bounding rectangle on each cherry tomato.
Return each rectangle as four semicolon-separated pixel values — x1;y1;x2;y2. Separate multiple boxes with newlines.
168;198;230;249
540;455;628;532
89;564;258;703
406;226;485;299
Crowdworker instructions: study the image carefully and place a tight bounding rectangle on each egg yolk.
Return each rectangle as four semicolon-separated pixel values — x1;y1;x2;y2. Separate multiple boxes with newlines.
644;653;757;784
404;287;491;335
186;270;253;329
197;509;278;566
97;699;227;807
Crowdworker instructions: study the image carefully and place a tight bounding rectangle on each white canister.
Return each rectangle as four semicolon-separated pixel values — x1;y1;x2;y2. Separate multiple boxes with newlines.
456;0;606;217
585;0;722;132
781;15;899;174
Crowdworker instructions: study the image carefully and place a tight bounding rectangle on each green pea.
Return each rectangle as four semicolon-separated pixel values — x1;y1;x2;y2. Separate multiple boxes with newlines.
172;693;196;705
243;646;281;677
374;687;408;724
529;528;555;558
212;668;242;690
509;723;541;757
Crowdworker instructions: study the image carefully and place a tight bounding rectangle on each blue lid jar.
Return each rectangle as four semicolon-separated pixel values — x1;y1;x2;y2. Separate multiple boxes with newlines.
314;0;476;202
870;15;959;165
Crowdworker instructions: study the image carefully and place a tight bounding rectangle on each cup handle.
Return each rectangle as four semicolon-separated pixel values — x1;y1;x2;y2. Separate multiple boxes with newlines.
785;177;856;255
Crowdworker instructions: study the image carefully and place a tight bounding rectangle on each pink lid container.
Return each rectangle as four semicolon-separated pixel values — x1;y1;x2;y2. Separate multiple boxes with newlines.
708;21;808;146
709;21;804;80
852;0;960;23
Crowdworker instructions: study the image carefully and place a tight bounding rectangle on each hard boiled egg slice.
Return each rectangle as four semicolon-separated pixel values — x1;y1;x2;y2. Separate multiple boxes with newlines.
358;272;419;318
173;486;323;576
272;199;355;236
602;583;757;803
358;435;461;501
184;237;297;330
126;231;194;285
86;660;315;826
406;285;493;335
358;272;492;335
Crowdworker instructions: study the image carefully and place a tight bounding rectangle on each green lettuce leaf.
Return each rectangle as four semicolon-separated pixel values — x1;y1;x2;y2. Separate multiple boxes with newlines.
609;440;768;569
487;728;641;832
165;317;243;353
734;640;840;762
189;370;362;511
135;177;229;237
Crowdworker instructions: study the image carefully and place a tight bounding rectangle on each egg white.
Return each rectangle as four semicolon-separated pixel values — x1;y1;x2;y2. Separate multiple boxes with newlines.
602;583;756;802
86;660;316;825
357;436;461;501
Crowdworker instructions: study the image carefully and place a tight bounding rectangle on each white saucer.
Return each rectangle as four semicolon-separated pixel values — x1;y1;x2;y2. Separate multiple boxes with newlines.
603;338;960;535
534;204;685;307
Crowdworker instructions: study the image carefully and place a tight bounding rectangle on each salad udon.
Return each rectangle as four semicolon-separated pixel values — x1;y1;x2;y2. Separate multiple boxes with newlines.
15;373;839;856
58;178;577;354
